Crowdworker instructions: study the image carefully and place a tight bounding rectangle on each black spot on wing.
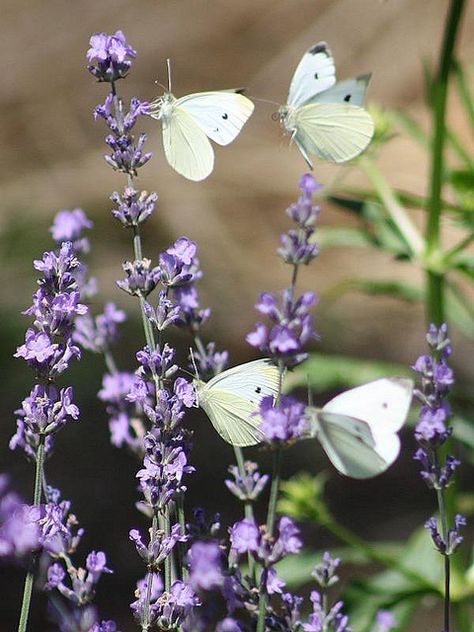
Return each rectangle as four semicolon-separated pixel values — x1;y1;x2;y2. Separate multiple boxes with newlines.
314;73;319;79
344;94;351;102
255;386;262;394
222;113;228;120
309;43;328;56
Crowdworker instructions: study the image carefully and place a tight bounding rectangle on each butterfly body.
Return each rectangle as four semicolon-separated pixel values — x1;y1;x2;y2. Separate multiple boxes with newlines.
194;359;280;447
279;42;374;167
149;89;254;181
307;377;414;478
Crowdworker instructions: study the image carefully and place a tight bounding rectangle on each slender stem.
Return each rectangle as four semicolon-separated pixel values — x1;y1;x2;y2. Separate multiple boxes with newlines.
360;156;425;257
141;512;159;632
323;515;437;591
256;568;268;632
18;438;46;632
108;88;172;622
426;0;466;327
437;487;451;632
176;495;188;581
233;446;256;581
427;0;466;254
265;448;282;536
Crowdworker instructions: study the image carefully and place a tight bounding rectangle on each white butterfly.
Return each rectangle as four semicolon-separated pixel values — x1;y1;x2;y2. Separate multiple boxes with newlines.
149;78;254;181
194;359;280;447
279;41;375;167
306;377;413;479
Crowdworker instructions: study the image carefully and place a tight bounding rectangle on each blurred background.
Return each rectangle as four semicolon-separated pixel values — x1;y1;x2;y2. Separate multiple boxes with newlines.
1;0;473;629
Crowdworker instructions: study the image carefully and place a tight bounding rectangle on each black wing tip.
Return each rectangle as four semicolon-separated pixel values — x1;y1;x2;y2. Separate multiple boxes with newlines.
357;73;373;84
309;42;330;56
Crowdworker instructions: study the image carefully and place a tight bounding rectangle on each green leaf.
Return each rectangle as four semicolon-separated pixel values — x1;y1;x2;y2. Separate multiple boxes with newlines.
324;278;423;304
449;169;474;212
445;281;474;340
315;227;373;249
276;542;405;588
277;472;331;524
453;59;474;131
391;110;429;147
284;353;412;394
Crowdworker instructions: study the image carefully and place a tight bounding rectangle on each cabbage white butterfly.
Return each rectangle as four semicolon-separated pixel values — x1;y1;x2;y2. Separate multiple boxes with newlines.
149;63;254;181
194;359;280;446
306;377;413;478
279;42;374;167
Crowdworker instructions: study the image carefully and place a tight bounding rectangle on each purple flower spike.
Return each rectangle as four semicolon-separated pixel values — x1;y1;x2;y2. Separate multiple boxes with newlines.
188;541;223;591
87;31;136;82
116;259;161;297
111;187;158;227
259;396;309;444
229;518;260;554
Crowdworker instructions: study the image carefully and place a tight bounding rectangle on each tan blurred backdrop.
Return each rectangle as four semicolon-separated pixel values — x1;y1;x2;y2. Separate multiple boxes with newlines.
1;0;474;371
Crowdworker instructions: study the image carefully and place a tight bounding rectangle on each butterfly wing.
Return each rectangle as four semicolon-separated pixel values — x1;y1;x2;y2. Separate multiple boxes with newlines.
287;42;336;108
196;359;280;447
162;105;214;181
322;378;414;433
308;408;393;479
177;91;254;145
309;74;371;107
287;102;375;167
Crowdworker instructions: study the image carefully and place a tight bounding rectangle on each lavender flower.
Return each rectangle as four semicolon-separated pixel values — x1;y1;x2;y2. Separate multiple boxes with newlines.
371;610;397;632
247;174;321;368
225;461;269;502
111;187;158;227
130;523;188;568
87;31;136;82
0;476;40;558
425;514;466;555
50;208;93;253
74;302;126;354
312;552;340;589
188;541;224;591
116;259;161;297
247;289;318;367
259;395;309;444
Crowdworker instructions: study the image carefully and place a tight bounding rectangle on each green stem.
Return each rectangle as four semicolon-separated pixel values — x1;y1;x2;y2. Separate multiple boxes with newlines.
323;515;437;591
427;0;467;251
436;487;451;632
360;156;425;257
233;446;256;581
176;495;188;581
141;512;159;632
18;438;46;632
265;448;282;536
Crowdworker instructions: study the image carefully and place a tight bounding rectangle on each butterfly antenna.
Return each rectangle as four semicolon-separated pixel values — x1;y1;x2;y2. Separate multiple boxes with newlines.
251;95;281;108
154;79;168;92
189;347;200;380
166;58;172;93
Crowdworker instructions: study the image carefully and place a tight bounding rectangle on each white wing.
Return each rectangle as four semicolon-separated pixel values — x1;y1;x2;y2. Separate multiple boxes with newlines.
309;408;394;479
307;378;413;478
322;378;414;434
287;42;336;108
287;102;375;167
162;107;214;181
195;359;280;447
309;74;371;107
177;91;254;145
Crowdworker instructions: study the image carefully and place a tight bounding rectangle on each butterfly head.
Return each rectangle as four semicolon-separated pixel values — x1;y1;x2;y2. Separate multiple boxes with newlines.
149;92;176;121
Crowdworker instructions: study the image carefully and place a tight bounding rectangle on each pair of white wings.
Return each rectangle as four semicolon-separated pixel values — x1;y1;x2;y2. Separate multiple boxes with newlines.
194;358;413;479
148;41;374;180
194;359;280;446
149;90;254;181
307;376;413;479
280;41;375;167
